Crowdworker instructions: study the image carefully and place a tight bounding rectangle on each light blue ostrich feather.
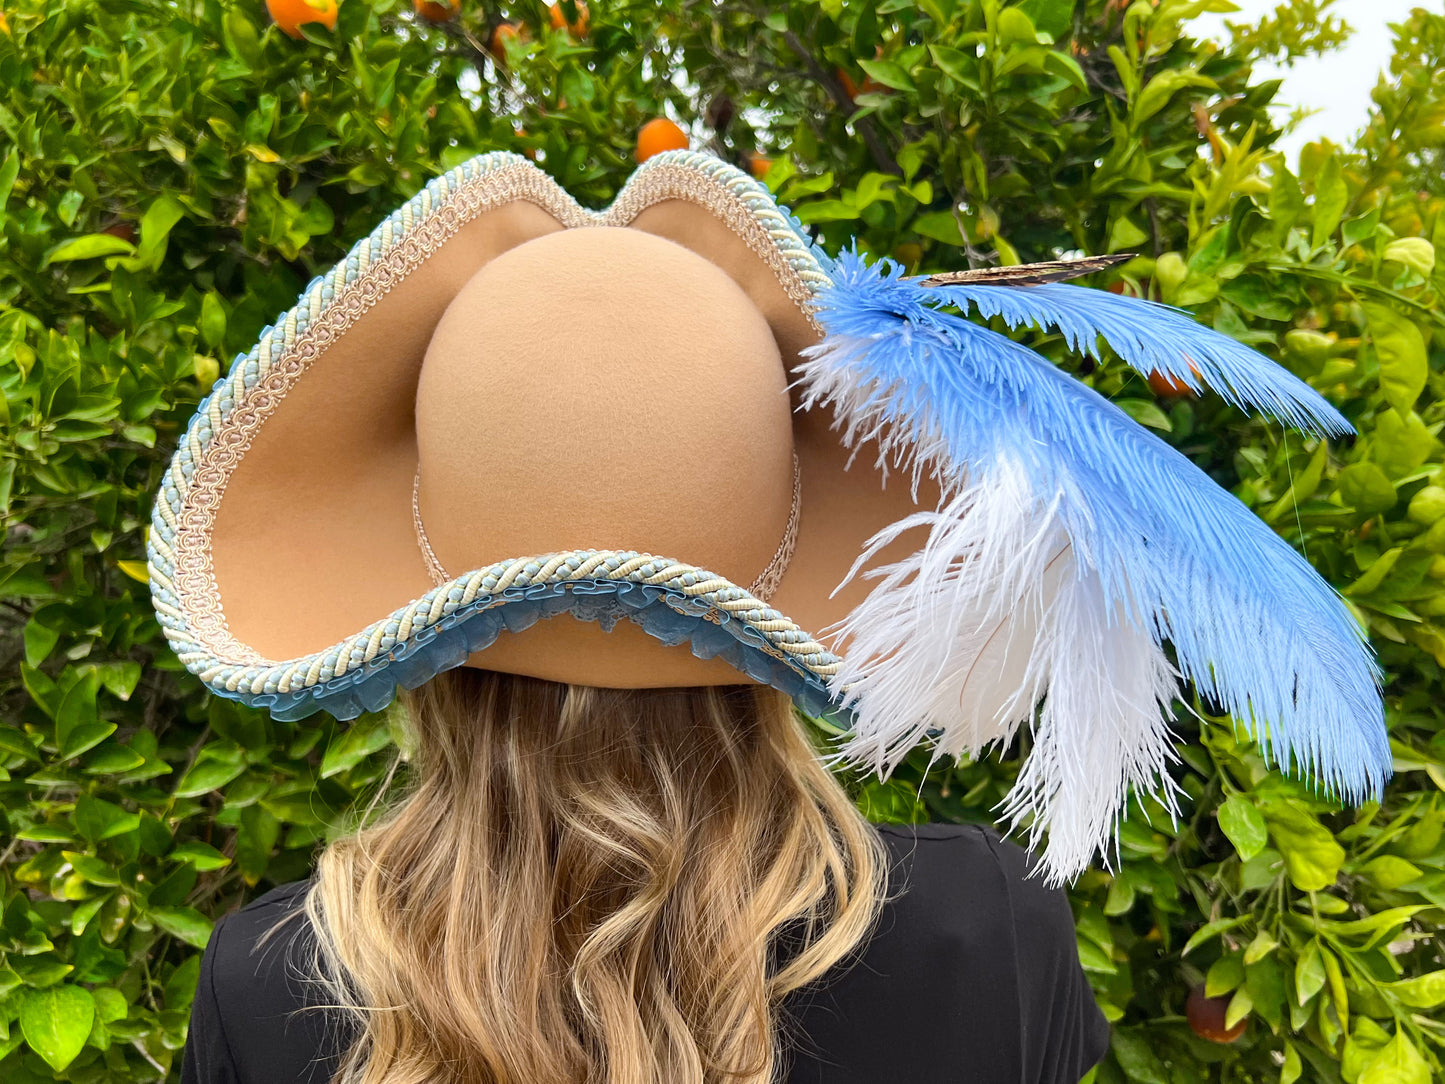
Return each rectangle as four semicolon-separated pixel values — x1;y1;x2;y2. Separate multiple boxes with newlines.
796;250;1389;881
924;277;1353;438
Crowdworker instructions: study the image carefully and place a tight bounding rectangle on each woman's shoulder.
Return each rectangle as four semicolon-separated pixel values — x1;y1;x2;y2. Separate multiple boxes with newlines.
204;879;312;979
870;820;1069;916
867;820;1087;993
188;879;346;1084
835;820;1109;1083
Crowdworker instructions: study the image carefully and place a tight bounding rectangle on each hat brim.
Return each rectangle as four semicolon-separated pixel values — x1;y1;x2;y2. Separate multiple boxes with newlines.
148;152;937;720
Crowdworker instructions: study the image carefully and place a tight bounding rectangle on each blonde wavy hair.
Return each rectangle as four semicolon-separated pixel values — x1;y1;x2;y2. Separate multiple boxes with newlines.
289;667;891;1084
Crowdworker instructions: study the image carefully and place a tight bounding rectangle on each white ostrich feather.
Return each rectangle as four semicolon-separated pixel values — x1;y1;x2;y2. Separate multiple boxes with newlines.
815;457;1183;885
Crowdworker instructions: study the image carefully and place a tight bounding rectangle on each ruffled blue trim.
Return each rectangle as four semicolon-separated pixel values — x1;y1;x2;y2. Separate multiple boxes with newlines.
230;579;842;723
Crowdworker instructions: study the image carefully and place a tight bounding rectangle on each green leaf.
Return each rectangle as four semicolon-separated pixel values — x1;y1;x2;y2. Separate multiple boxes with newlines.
1225;986;1253;1029
320;715;394;778
1042;51;1087;91
55;669;102;756
133;195;186;271
1326;906;1428;939
1183;915;1248;956
1107;214;1150;254
1382;237;1435;276
60;722;118;761
857;58;914;91
93;661;142;702
1243;928;1278;964
1262;805;1344;891
1104;871;1135;915
1280;1042;1302;1084
1221;274;1295;321
11;956;74;987
173;745;247;797
1380;970;1445;1009
996;7;1040;43
43;233;136;266
1365;304;1427;415
1270;163;1306;236
74;795;141;842
163;954;202;1013
1206;952;1244;996
200;291;228;347
928;45;979;89
1344;545;1403;597
1311;155;1348;249
63;852;122;886
1116;397;1172;431
1019;0;1073;37
1110;1028;1169;1084
1358;854;1422;890
16;825;75;843
70;892;113;937
23;618;60;667
148;906;214;949
19;985;94;1072
1074;936;1117;974
0;726;40;761
792;199;858;224
170;841;233;871
223;7;263;63
0;149;19;224
1294;939;1327;1006
1373;409;1437;477
1336;464;1397;518
1358;1031;1432;1084
1245;954;1286;1028
912;210;965;245
1265;440;1328;523
1218;796;1268;860
1344;1018;1391;1081
1134;69;1215;123
91;987;128;1025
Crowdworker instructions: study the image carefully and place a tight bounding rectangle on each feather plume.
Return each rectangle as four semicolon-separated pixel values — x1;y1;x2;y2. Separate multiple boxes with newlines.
925;277;1352;437
798;251;1388;883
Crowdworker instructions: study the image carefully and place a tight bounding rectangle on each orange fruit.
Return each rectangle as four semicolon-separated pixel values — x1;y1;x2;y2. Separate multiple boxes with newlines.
748;154;772;180
1148;360;1202;398
636;118;688;163
101;222;137;245
1185;986;1247;1043
834;68;883;100
490;21;526;56
0;12;10;34
414;0;457;21
266;0;337;38
514;126;536;160
548;1;588;37
893;242;923;268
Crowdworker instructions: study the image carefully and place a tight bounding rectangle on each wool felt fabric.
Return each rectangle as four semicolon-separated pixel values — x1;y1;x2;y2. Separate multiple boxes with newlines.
149;150;1390;880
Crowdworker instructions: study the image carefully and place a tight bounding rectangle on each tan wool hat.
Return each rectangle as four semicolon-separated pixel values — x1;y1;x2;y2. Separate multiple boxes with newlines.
149;150;1389;880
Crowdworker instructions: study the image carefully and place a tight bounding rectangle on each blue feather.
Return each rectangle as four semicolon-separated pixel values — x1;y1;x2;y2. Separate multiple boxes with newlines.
920;275;1353;438
801;250;1389;806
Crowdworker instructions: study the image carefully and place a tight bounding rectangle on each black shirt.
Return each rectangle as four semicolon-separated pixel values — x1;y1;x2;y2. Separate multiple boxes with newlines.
181;823;1110;1083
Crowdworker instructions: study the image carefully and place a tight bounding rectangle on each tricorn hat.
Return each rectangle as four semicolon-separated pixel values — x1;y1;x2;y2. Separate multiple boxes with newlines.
149;150;1389;880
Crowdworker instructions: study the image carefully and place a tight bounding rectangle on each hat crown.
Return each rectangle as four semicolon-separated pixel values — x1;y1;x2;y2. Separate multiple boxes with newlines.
413;226;797;591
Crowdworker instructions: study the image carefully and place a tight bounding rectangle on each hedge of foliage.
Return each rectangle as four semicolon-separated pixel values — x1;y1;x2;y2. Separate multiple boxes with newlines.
2;0;1443;1081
